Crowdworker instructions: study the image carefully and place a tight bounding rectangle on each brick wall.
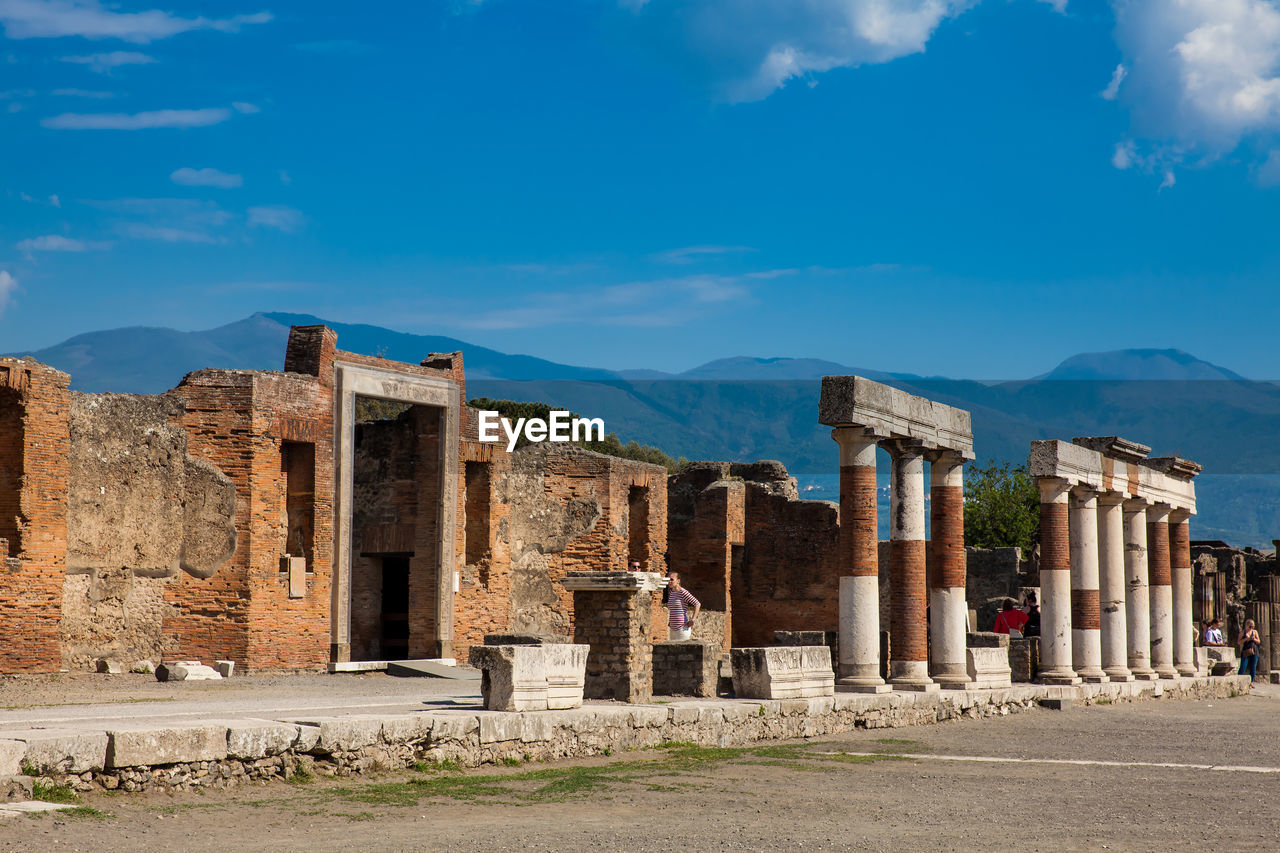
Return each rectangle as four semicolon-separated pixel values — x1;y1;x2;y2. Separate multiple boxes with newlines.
572;588;653;703
652;640;719;697
0;359;71;672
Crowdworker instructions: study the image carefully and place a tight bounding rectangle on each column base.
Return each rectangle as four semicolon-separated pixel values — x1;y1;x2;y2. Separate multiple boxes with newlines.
1131;669;1159;681
891;679;941;693
933;675;973;690
1128;660;1158;681
1103;666;1135;682
1175;664;1197;677
929;661;970;690
1155;665;1179;680
1039;668;1082;686
1075;666;1110;684
836;680;892;694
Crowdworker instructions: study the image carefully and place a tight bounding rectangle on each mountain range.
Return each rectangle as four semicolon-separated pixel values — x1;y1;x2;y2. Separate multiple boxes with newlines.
9;312;1278;546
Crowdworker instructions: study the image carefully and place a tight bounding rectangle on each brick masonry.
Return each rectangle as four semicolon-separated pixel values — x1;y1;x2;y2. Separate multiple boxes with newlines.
572;588;653;703
652;641;719;697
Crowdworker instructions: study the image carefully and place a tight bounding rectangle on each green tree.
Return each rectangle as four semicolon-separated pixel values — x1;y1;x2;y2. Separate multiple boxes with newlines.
963;460;1039;552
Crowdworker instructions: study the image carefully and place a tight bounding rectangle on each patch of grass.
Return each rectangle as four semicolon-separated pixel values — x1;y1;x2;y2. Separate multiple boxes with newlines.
501;756;522;767
335;811;377;822
32;780;78;804
20;760;38;776
58;806;112;821
873;738;919;747
1095;697;1112;706
412;758;461;773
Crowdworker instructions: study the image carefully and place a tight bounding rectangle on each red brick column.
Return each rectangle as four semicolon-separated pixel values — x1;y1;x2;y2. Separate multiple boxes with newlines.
834;428;887;692
1147;503;1177;678
885;440;935;692
928;452;969;688
1038;477;1080;684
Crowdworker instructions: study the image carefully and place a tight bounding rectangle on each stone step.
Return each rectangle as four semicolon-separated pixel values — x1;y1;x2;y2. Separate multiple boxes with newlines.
386;660;481;680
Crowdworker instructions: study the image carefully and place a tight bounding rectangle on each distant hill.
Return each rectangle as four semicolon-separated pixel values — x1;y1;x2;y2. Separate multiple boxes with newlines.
9;314;1278;545
1037;348;1246;381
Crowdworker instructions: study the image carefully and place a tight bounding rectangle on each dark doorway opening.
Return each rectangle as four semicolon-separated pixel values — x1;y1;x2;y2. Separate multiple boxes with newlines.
380;555;411;660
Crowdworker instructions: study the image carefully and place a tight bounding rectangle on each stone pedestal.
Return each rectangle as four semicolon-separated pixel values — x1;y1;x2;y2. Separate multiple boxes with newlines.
731;646;834;699
653;641;719;698
563;571;665;704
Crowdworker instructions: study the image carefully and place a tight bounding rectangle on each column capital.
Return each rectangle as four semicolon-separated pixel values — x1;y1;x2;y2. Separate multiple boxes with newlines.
1070;484;1100;504
1122;496;1149;513
831;427;878;467
880;438;927;459
1096;491;1126;508
1168;507;1192;524
1146;502;1173;524
1037;476;1071;504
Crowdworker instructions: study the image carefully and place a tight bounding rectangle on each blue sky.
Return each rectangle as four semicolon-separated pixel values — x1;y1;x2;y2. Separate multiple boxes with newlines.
4;0;1280;377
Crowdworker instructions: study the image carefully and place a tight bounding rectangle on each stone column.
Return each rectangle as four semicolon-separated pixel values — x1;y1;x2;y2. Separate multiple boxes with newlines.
1147;503;1178;679
834;428;889;693
928;452;970;689
1069;487;1108;683
1096;492;1133;681
885;441;936;692
1123;498;1157;680
1037;478;1080;685
1169;511;1196;677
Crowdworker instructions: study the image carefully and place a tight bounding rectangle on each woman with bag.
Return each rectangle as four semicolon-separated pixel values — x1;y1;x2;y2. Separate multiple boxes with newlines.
1238;618;1262;682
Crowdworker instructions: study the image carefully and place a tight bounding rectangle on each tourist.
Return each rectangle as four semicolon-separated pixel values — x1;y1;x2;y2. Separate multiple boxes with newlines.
1238;619;1262;681
665;571;701;641
993;599;1028;636
628;559;642;572
1022;592;1041;638
1203;619;1227;647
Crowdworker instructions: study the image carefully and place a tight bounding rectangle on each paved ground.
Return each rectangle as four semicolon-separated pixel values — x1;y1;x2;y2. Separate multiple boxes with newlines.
5;678;1278;852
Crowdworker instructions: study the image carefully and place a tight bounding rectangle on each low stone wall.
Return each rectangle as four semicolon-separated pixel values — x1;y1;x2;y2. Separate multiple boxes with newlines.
653;641;719;697
4;676;1250;796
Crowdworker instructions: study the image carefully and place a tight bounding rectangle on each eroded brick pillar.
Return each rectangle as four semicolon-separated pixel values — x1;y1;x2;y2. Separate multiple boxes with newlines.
928;451;969;689
1069;487;1108;683
1146;503;1178;679
885;440;935;692
1123;498;1158;680
1038;477;1080;685
1170;512;1196;677
834;428;888;693
1097;493;1134;681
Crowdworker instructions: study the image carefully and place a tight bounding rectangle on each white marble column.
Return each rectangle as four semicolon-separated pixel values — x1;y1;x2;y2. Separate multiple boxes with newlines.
1147;503;1178;679
886;441;936;692
1069;487;1108;683
834;428;889;693
928;452;970;689
1123;498;1157;680
1038;477;1080;685
1170;510;1196;677
1097;492;1133;681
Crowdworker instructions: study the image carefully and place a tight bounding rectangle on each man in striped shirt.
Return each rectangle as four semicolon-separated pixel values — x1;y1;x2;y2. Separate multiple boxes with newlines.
665;571;701;641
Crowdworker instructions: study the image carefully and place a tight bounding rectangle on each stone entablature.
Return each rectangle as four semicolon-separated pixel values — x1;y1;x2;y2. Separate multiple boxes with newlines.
818;376;974;459
730;646;835;699
1029;438;1198;513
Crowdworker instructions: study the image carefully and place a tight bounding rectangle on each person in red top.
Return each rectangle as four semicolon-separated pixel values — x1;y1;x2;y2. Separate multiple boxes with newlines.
993;599;1028;635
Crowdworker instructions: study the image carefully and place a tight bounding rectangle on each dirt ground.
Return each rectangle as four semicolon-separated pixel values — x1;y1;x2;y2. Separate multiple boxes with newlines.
5;688;1279;852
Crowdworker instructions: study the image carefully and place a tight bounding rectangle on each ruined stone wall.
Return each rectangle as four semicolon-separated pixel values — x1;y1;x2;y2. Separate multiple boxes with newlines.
60;393;236;669
169;369;333;670
730;462;840;648
666;463;742;651
0;359;70;673
453;439;513;662
965;546;1026;632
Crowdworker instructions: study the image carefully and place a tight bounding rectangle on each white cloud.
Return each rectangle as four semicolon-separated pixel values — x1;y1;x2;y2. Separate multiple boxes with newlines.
247;205;304;232
1159;170;1177;190
231;101;259;114
49;194;59;207
121;223;217;243
59;50;154;73
652;244;756;264
1258;148;1280;185
629;0;977;102
1038;0;1068;10
42;106;232;129
16;234;111;252
51;87;114;97
0;87;33;97
1110;0;1280;168
0;270;15;316
1101;63;1126;100
1112;140;1135;169
0;1;271;44
170;167;242;188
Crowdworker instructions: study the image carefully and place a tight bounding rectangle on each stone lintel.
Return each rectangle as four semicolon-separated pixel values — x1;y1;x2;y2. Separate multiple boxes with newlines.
1029;440;1195;514
1071;436;1151;463
818;375;974;460
562;571;667;593
1142;456;1204;481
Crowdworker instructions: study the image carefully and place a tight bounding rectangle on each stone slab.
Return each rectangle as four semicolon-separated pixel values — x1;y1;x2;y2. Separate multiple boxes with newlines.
225;720;300;760
289;716;384;754
386;660;481;680
967;647;1013;689
106;724;228;768
11;730;109;774
731;646;834;699
0;742;23;777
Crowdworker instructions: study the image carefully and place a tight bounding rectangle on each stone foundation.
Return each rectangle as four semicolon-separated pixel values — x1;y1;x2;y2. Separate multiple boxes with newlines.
4;675;1248;797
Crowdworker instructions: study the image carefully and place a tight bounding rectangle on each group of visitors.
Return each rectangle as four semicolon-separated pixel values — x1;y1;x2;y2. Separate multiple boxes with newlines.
1204;617;1265;682
992;593;1040;638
